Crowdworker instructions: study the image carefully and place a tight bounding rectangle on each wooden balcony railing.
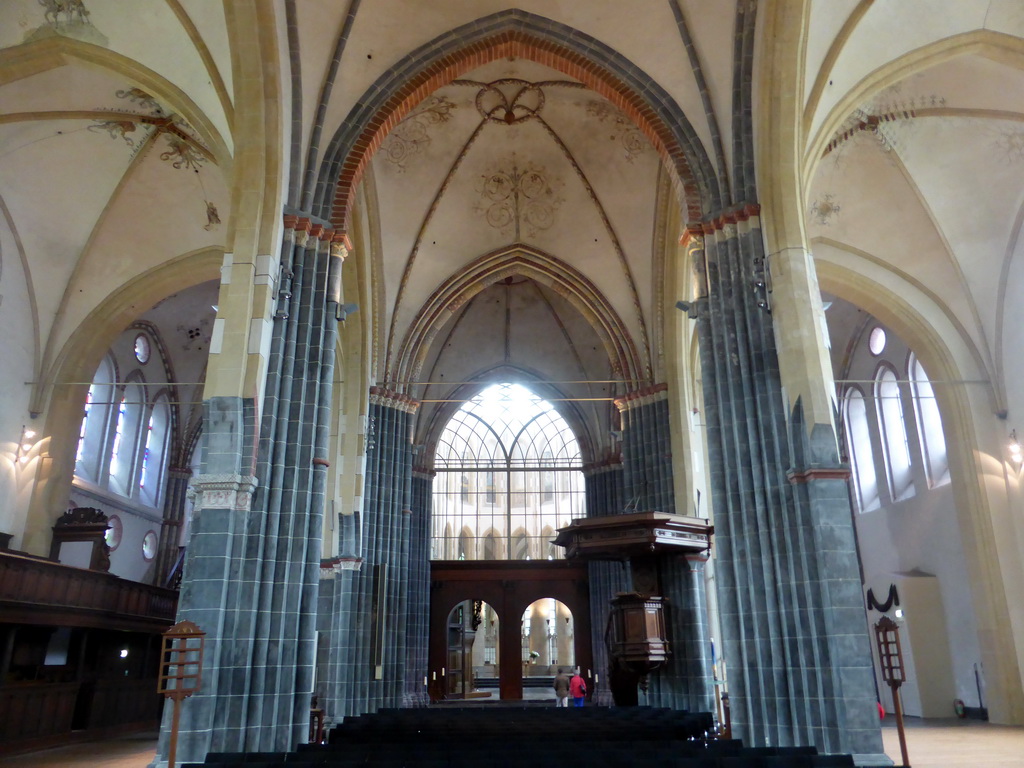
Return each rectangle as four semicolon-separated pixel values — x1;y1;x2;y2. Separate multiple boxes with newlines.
0;550;178;632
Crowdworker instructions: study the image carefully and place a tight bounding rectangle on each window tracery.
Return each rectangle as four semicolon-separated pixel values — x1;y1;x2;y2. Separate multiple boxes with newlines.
875;365;915;501
909;354;949;488
432;383;585;560
844;387;880;512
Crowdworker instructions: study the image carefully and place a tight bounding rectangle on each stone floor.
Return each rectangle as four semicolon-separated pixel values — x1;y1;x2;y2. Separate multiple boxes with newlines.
879;714;1024;768
4;714;1023;767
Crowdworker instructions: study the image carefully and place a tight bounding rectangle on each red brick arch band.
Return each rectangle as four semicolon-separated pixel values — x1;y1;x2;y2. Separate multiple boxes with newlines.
316;10;722;231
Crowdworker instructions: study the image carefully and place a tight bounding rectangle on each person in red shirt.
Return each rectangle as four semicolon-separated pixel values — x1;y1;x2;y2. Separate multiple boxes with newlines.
569;668;587;707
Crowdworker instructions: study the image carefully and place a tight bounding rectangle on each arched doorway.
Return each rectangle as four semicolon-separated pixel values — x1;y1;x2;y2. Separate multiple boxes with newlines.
428;560;591;702
443;599;498;699
521;597;575;694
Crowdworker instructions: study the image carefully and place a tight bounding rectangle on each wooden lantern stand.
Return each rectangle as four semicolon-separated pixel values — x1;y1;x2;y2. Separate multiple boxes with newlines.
874;616;910;767
158;620;206;768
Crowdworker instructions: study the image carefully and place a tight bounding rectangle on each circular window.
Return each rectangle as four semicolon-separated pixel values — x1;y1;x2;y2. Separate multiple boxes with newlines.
134;333;151;364
868;326;886;356
142;530;158;561
105;515;123;551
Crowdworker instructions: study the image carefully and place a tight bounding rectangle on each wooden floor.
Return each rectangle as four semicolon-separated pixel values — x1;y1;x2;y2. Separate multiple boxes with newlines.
4;716;1023;767
880;715;1024;768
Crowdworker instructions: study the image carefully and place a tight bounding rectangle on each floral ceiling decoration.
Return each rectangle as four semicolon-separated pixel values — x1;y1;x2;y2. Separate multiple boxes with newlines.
810;193;841;226
992;127;1024;164
85;88;213;171
584;100;649;163
824;86;946;164
476;158;562;239
379;95;457;171
468;79;549;125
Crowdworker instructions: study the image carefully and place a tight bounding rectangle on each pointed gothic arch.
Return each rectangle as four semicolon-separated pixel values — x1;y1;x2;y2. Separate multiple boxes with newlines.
817;258;1024;720
804;29;1024;183
393;245;643;388
318;9;721;228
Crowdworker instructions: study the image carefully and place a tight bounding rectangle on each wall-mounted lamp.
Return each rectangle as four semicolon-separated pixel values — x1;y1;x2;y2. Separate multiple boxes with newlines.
675;300;697;319
753;256;772;313
1010;430;1022;464
16;425;36;463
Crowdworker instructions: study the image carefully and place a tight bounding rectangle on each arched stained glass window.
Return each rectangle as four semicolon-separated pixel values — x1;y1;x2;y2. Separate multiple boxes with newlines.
909;354;949;488
875;366;915;502
76;356;116;482
844;388;879;512
138;394;171;507
109;381;145;496
432;383;585;560
76;386;93;465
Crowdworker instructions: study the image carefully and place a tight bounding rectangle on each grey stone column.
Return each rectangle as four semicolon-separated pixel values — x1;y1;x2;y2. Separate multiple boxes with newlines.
151;397;258;765
153;218;345;765
583;459;628;705
404;470;433;707
587;560;630;706
322;390;417;716
584;455;624;518
317;555;360;723
355;400;380;712
616;386;675;514
688;209;882;756
317;489;363;723
155;466;191;587
647;554;714;714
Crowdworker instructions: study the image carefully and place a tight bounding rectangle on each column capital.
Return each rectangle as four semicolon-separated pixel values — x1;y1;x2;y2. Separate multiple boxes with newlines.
613;383;668;412
330;231;352;259
786;466;852;484
188;473;258;511
369;386;420;413
320;556;363;578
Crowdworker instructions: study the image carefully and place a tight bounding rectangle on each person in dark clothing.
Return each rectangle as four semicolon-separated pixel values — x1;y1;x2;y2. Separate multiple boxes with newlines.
553;667;570;707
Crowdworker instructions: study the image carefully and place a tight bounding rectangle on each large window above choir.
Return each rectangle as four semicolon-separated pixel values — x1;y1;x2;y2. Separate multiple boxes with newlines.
431;383;585;560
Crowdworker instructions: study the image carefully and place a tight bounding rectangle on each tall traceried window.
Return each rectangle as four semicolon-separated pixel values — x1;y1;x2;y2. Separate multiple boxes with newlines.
75;329;174;512
875;366;915;502
75;355;116;483
431;382;585;560
138;394;171;507
844;388;879;512
908;354;949;488
109;380;146;496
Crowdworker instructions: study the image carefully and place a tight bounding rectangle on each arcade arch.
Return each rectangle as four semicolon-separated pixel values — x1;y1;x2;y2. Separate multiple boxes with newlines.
820;260;1024;720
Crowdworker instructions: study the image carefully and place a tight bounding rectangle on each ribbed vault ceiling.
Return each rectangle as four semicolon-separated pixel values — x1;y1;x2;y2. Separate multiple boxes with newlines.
2;1;1024;461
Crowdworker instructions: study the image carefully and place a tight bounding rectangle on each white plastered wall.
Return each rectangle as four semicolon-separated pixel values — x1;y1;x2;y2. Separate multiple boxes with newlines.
817;245;1024;724
0;202;42;546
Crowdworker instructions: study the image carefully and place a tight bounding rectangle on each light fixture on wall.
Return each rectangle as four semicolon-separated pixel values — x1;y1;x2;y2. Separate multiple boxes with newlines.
674;300;697;319
1009;430;1022;464
16;425;36;463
